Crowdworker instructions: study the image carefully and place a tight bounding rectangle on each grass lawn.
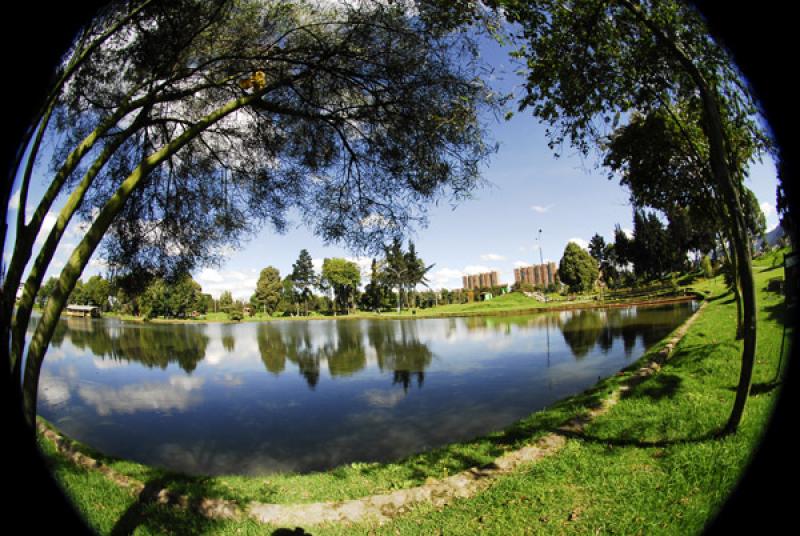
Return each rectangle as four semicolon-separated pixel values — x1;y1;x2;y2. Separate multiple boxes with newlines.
37;250;792;534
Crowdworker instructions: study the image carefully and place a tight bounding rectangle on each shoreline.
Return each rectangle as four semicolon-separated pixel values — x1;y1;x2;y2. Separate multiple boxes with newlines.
98;292;701;326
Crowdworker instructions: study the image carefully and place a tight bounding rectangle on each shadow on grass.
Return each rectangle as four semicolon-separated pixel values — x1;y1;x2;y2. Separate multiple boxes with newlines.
749;381;782;396
557;428;718;449
108;474;237;535
620;373;682;401
272;528;313;535
763;300;789;327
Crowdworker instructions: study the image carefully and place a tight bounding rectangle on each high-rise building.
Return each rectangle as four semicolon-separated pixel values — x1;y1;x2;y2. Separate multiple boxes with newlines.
463;271;502;290
513;262;558;288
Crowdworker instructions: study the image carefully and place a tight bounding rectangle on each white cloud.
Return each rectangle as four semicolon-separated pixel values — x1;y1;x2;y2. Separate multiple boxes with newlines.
428;267;464;289
760;201;775;219
567;238;589;249
39;374;71;408
531;204;554;214
362;388;406;408
480;253;506;261
197;267;225;283
78;376;205;416
513;260;530;268
194;268;257;299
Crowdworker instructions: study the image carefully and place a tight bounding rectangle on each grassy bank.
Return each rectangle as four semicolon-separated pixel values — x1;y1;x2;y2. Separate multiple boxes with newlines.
38;251;791;534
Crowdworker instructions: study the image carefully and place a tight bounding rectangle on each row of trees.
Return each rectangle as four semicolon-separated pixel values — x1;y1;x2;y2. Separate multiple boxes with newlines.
583;192;767;290
36;272;210;319
250;241;434;317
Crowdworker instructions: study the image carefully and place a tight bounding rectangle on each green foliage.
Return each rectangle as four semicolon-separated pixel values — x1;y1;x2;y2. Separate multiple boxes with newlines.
320;258;361;314
588;233;606;263
138;274;203;319
250;266;283;315
290;249;317;315
36;277;59;309
218;291;233;311
558;242;599;293
227;307;244;322
631;209;671;280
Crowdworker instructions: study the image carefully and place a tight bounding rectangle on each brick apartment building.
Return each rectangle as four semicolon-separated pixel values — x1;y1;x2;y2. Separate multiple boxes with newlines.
462;271;500;290
513;262;558;288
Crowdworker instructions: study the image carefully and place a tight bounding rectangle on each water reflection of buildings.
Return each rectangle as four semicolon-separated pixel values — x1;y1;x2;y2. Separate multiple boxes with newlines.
458;303;697;361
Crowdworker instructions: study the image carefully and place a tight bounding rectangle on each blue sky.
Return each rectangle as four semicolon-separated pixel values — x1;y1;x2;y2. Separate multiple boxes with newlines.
6;36;780;300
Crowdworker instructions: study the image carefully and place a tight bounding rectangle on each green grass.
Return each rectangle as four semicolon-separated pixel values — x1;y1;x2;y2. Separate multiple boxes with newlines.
38;250;792;534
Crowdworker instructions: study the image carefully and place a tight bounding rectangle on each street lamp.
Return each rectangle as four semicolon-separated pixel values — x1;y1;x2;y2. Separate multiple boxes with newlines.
537;228;546;303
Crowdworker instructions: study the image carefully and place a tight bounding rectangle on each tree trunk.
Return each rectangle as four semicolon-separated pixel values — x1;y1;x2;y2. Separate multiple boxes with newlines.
700;95;757;436
618;0;757;435
20;91;263;429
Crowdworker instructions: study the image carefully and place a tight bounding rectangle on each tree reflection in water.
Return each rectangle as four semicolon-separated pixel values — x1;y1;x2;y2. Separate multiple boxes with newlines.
45;301;695;391
49;317;209;373
369;322;432;392
254;320;434;391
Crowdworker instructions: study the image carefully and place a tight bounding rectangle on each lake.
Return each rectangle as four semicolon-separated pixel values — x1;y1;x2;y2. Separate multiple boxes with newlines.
36;301;697;476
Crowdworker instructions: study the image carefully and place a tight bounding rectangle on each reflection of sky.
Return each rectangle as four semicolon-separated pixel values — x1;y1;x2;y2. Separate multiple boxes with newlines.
37;302;695;476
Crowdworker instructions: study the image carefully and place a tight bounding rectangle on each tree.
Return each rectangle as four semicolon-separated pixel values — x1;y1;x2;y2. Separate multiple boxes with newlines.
139;278;169;320
403;241;435;310
168;275;203;317
630;209;671;280
251;266;283;316
4;0;497;429
559;242;599;293
218;291;234;313
382;238;408;313
320;258;361;315
36;277;59;309
83;275;111;310
290;249;316;316
588;234;606;264
495;0;772;434
362;258;388;312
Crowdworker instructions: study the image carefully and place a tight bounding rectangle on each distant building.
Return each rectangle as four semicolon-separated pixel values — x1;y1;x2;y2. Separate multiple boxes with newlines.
514;262;559;288
462;271;501;290
65;304;101;318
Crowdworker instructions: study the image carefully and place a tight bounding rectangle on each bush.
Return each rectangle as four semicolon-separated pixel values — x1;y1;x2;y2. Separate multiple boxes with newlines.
227;309;244;322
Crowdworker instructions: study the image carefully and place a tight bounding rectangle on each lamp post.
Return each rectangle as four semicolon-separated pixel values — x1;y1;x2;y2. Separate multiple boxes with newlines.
537;228;547;303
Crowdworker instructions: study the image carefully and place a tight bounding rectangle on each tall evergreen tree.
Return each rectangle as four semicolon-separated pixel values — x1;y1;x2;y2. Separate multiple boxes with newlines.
290;249;316;316
588;234;607;264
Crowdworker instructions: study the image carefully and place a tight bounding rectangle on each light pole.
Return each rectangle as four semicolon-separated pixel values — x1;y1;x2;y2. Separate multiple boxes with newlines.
537;228;544;266
537;228;547;303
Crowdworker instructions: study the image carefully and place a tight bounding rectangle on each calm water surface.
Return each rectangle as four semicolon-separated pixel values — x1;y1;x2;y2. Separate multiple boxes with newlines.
36;301;697;476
